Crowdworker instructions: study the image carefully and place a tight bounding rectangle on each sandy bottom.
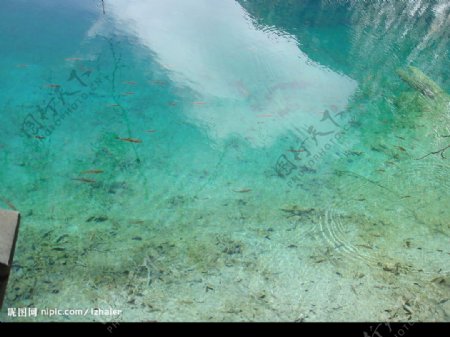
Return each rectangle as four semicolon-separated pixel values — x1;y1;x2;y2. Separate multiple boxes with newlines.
2;146;449;321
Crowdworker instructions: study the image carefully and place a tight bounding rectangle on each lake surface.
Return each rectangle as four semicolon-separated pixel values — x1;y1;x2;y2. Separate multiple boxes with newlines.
0;0;449;321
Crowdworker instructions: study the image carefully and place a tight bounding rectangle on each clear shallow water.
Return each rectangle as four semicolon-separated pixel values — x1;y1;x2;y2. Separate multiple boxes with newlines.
0;0;449;321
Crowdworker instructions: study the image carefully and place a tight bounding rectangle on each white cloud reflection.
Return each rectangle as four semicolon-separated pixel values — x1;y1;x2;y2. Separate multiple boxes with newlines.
89;0;357;147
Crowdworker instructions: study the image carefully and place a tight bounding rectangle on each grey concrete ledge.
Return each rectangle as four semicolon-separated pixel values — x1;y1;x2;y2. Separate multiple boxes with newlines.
0;209;20;309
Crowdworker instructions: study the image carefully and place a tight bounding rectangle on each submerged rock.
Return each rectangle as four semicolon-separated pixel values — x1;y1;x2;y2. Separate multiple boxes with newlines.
397;66;446;100
395;66;450;119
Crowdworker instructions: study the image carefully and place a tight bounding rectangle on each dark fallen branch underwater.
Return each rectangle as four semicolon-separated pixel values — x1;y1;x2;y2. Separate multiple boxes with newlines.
416;144;450;160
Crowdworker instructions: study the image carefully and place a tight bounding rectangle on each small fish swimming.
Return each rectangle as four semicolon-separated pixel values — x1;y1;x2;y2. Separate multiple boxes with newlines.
233;188;252;193
107;104;120;107
72;177;97;184
349;151;364;156
117;137;142;143
396;146;407;152
193;101;207;105
129;219;145;225
81;169;104;174
288;149;305;153
123;81;137;85
16;64;28;68
257;114;273;118
46;84;61;88
145;129;157;133
150;80;167;85
122;92;135;95
65;57;82;61
34;135;46;140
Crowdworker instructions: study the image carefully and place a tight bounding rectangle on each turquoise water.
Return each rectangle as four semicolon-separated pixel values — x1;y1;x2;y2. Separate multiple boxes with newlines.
0;0;449;321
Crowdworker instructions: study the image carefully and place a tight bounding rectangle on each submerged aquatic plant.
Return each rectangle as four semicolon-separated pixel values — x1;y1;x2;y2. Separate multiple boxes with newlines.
395;66;450;160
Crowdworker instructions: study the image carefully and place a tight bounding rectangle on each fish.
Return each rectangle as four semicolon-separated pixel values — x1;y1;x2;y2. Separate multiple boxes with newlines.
46;84;61;88
122;92;135;95
280;207;315;217
65;57;82;61
396;146;407;152
81;170;104;174
16;64;28;68
349;151;364;156
356;244;373;249
150;80;167;85
123;81;137;85
107;104;120;107
34;135;46;140
145;129;157;133
52;247;65;251
256;114;273;118
129;219;145;225
288;149;305;153
117;137;142;143
168;102;177;106
233;188;252;193
193;101;207;105
0;196;17;210
72;178;97;184
56;234;69;243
